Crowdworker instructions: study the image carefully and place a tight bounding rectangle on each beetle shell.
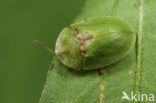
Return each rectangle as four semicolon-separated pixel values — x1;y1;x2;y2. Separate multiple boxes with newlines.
55;17;136;71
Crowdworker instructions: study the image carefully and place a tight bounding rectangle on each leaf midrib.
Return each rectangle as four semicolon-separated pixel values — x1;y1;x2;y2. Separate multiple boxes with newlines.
135;0;144;102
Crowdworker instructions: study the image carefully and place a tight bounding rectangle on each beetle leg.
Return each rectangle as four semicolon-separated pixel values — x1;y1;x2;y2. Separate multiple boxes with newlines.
98;68;104;75
67;67;73;71
49;56;57;71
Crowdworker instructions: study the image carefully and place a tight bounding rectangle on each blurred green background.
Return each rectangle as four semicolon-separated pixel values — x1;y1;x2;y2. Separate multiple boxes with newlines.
0;0;84;103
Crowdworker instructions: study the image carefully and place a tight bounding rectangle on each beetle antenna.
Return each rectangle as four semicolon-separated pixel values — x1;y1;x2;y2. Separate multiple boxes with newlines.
34;40;56;56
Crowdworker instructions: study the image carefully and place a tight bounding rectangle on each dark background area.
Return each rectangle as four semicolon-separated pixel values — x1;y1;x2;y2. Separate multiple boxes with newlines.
0;0;84;103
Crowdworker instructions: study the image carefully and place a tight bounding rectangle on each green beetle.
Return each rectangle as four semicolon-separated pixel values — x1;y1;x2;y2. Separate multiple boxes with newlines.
35;16;136;72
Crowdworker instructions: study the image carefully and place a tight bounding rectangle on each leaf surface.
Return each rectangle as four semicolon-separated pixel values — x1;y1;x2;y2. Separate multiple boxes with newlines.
40;0;156;103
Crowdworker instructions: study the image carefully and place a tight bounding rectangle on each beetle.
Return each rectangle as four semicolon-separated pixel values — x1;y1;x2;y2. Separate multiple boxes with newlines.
35;16;136;74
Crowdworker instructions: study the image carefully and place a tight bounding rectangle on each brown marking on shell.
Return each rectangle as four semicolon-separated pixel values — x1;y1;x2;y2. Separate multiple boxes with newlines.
74;29;79;34
80;45;85;51
74;29;94;58
77;35;83;40
85;35;93;40
80;41;86;46
81;52;86;58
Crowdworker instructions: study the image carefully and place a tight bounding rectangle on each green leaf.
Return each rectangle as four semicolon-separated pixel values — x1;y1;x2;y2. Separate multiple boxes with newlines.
39;0;156;103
